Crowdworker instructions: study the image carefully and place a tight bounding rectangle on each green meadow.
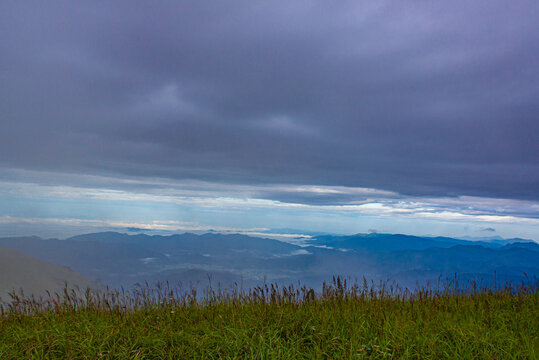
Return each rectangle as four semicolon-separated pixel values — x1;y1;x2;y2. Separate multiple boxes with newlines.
1;279;537;359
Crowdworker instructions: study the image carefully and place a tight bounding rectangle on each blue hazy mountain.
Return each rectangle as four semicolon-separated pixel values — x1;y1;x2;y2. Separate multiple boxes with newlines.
500;241;539;252
308;233;497;252
68;232;298;256
0;232;537;290
457;235;535;245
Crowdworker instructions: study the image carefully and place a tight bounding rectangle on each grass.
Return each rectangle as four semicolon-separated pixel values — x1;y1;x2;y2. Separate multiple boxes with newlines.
0;277;537;359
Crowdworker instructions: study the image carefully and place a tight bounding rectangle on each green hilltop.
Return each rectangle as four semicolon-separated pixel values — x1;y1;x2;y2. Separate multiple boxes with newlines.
1;279;537;359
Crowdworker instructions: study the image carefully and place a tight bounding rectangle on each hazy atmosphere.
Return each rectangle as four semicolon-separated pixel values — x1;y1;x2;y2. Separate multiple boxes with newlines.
1;3;538;357
1;1;538;240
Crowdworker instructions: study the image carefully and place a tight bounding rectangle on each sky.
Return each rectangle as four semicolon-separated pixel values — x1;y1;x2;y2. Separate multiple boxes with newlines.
0;1;538;240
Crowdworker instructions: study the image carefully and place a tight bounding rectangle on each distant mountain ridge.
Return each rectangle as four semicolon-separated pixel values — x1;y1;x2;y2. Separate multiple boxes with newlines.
456;235;535;244
0;231;537;290
501;242;539;252
307;232;526;252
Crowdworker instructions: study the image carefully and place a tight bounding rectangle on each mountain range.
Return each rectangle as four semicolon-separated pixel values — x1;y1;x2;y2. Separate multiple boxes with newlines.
0;232;537;296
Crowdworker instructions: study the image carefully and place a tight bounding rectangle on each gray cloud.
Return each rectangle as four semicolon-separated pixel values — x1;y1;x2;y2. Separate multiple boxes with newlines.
1;1;538;201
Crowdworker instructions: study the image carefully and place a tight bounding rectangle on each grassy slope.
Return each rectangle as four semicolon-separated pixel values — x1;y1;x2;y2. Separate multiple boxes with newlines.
1;289;537;359
0;246;94;302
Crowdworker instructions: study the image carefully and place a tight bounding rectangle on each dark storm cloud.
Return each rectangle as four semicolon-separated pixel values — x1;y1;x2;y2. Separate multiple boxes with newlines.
1;0;538;201
257;191;370;206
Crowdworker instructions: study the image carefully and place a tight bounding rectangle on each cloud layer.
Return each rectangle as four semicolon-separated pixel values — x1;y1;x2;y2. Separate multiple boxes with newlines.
1;2;538;242
1;1;538;201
